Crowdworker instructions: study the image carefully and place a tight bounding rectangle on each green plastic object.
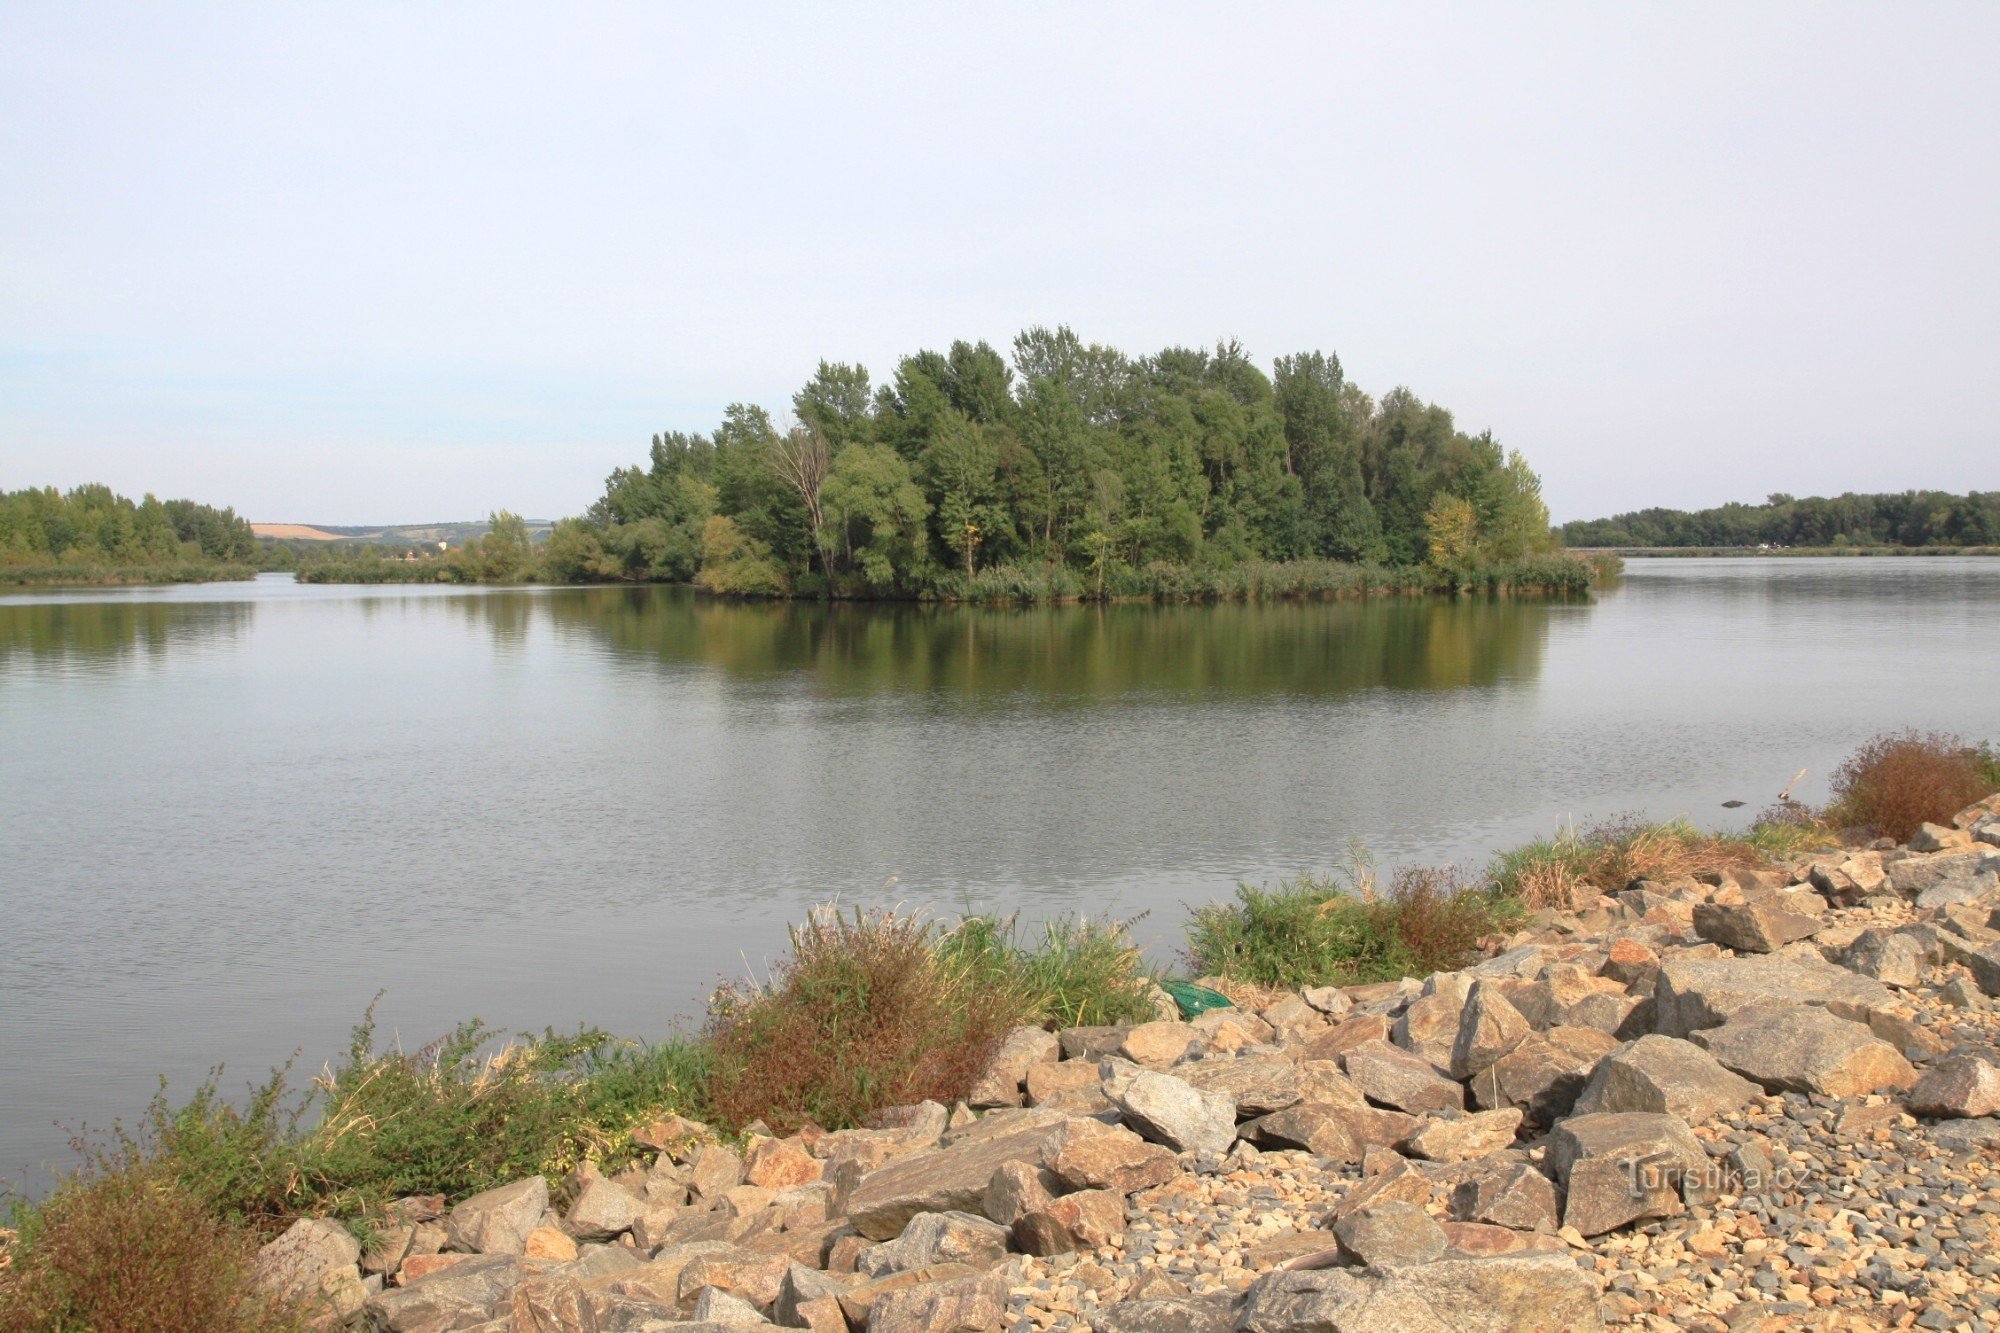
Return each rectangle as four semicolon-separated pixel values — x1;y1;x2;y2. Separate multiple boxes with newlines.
1160;978;1233;1019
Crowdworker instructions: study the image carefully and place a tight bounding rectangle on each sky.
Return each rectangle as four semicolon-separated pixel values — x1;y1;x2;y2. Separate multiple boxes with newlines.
2;3;1995;525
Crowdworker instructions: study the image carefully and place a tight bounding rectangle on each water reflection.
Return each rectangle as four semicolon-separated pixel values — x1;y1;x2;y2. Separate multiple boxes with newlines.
542;589;1557;700
0;598;253;671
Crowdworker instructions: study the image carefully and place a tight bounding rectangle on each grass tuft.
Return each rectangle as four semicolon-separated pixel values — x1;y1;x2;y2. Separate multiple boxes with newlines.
1184;861;1517;990
1485;815;1828;908
939;913;1160;1029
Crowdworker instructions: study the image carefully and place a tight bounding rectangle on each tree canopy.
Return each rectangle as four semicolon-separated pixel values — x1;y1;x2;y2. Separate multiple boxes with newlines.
552;328;1563;597
0;484;257;569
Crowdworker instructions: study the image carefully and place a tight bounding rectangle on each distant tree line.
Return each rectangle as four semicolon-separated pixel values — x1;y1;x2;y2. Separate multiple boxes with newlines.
1562;491;2000;550
0;484;257;577
540;326;1576;598
293;513;538;584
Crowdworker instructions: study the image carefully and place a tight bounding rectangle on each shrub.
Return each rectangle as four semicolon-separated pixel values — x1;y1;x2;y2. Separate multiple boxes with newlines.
1826;729;1996;841
1185;864;1513;989
702;908;1030;1133
939;913;1159;1028
0;1162;297;1333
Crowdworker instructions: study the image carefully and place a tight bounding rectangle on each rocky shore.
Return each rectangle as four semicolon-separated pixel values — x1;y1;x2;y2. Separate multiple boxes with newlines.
252;797;2000;1332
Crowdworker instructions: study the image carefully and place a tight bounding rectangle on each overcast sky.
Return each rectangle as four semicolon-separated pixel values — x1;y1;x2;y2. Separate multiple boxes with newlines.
3;3;1994;524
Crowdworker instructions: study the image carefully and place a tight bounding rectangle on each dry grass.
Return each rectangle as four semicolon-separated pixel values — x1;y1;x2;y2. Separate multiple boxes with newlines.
1490;816;1786;910
1827;730;1995;842
0;1164;299;1333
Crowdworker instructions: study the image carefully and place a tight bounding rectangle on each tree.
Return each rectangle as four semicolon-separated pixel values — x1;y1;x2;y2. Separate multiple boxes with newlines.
694;515;786;596
921;411;1004;577
820;444;931;591
768;423;834;584
1425;493;1480;587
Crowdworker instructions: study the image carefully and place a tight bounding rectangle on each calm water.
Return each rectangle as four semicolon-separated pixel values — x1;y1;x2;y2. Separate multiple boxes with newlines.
2;559;1996;1186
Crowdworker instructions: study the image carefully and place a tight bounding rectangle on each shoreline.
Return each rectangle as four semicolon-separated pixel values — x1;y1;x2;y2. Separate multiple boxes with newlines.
9;750;2000;1329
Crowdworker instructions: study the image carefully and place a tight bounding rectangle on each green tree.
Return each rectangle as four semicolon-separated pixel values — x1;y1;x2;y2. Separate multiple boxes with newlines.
820;443;932;591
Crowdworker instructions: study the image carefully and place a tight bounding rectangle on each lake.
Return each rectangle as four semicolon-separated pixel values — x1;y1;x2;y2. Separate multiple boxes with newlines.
2;558;1996;1188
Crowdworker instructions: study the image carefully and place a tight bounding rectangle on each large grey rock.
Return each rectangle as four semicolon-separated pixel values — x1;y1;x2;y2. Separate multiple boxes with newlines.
1403;1108;1523;1163
1691;897;1820;953
1906;1055;2000;1118
1450;1162;1561;1233
1469;1026;1619;1127
1094;1292;1242;1332
1915;868;2000;910
1843;928;1930;988
250;1218;365;1326
567;1177;647;1240
774;1264;855;1326
1448;982;1530;1081
1332;1201;1448;1268
1115;1070;1237;1154
445;1176;549;1256
1933;1119;2000;1152
967;1026;1061;1108
365;1254;526;1331
1343;1040;1464;1114
841;1112;1070;1240
1889;850;1995;899
1241;1101;1417;1163
982;1159;1058;1226
1045;1117;1181;1195
1236;1254;1602;1332
691;1284;771;1324
864;1268;1010;1332
1545;1113;1713;1237
1652;953;1893;1037
1570;1034;1758;1122
1177;1057;1306;1115
1692;1006;1916;1098
1118;1020;1201;1068
1391;974;1473;1069
856;1210;1011;1276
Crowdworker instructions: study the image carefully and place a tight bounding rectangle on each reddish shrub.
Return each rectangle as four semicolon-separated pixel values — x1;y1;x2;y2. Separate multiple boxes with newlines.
1373;866;1501;975
1828;730;1992;842
701;908;1026;1133
0;1164;297;1333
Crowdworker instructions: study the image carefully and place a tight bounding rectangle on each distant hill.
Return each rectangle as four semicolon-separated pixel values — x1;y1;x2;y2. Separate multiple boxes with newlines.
253;519;554;547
